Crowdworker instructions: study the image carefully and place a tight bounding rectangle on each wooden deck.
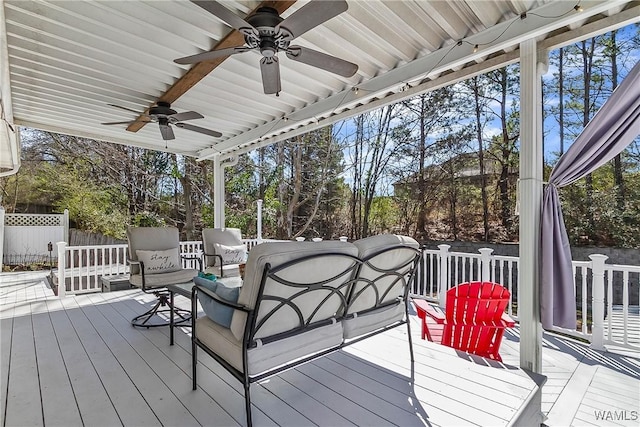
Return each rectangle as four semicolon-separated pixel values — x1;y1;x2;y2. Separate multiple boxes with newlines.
1;271;638;427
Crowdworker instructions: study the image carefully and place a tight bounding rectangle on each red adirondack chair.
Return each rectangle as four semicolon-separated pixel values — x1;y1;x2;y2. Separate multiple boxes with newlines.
413;282;515;361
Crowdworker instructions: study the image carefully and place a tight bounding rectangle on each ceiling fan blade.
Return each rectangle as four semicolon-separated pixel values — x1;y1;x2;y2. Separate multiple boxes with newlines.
286;46;358;77
174;46;251;65
101;120;139;125
191;0;258;40
170;111;204;122
175;122;222;138
159;124;175;141
107;104;142;114
260;57;281;95
279;0;347;40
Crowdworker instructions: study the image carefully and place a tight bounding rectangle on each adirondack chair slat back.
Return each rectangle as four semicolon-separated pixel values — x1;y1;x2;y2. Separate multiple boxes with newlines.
442;282;511;359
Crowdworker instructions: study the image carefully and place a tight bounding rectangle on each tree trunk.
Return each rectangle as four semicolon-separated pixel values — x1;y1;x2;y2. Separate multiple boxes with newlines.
609;31;624;212
498;68;512;231
416;95;427;240
472;76;490;241
558;48;565;156
181;157;195;240
581;39;596;239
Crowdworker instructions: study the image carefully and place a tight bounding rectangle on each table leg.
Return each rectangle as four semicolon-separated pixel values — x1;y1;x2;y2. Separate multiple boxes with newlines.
170;290;175;345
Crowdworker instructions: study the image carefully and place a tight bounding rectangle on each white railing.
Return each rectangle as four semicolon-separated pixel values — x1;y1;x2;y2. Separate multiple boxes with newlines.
411;245;640;351
56;242;128;297
55;238;271;297
54;238;639;350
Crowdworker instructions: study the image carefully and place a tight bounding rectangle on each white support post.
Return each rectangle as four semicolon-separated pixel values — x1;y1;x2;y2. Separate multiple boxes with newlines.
63;209;69;243
518;38;544;373
589;254;608;351
57;241;66;298
212;153;224;228
478;248;494;283
0;206;4;270
438;244;451;307
256;199;263;242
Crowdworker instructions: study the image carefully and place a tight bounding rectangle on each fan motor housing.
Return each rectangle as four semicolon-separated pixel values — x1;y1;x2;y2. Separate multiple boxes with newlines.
149;101;176;117
245;7;290;52
247;7;282;35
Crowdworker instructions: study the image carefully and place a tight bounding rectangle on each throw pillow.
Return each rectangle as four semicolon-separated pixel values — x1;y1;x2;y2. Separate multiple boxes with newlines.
214;243;247;264
193;273;217;292
198;280;241;328
136;248;180;274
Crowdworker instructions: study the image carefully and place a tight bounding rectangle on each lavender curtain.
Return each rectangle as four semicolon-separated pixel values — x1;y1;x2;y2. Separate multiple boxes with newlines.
541;61;640;329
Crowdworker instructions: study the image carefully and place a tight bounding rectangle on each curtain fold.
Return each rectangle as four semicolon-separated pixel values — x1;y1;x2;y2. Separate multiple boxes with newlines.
541;61;640;329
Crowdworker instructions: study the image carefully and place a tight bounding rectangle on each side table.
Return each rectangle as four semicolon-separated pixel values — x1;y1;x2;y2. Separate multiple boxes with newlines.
167;281;195;345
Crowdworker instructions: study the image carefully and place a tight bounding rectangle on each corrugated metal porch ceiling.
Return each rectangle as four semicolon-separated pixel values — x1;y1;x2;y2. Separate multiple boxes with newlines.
2;0;638;162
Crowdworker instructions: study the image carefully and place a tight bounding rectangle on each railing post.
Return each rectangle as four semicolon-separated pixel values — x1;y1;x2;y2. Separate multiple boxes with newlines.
57;241;67;298
0;206;5;271
589;254;608;351
438;244;451;307
256;199;263;243
478;248;494;282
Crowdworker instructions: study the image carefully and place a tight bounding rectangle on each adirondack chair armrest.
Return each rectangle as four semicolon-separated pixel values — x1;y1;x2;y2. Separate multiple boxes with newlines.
413;299;444;341
412;299;445;323
422;304;445;324
501;312;515;327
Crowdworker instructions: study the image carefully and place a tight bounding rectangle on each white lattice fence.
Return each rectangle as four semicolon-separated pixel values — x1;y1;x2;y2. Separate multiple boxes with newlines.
2;210;69;266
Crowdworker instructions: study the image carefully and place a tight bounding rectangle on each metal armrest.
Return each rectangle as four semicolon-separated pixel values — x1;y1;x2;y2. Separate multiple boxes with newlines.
201;252;226;276
191;284;249;312
127;258;149;290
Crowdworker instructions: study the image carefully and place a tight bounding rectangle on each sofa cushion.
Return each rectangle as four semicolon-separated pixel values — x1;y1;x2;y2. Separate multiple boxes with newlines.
348;234;419;315
196;316;244;372
126;226;181;275
196;316;343;376
129;268;198;288
202;228;243;267
214;243;247;264
136;248;181;274
230;241;359;341
197;279;241;328
343;303;405;339
248;321;343;376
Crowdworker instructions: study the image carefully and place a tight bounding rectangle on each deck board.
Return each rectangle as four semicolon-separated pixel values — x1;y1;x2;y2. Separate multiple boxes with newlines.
76;294;200;427
1;304;13;423
88;292;244;427
32;310;84;426
62;296;160;427
5;312;42;427
45;300;122;426
344;340;519;426
2;272;638;427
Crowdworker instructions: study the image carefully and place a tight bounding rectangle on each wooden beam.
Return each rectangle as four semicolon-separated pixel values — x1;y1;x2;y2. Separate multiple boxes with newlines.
126;0;296;133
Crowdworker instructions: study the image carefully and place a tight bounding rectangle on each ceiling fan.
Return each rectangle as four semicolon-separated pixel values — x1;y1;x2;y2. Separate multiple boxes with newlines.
175;0;359;95
101;102;222;141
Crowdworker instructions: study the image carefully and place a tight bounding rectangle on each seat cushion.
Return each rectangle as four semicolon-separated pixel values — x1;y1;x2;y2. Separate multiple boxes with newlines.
342;303;405;339
196;316;343;376
129;268;198;288
126;226;181;275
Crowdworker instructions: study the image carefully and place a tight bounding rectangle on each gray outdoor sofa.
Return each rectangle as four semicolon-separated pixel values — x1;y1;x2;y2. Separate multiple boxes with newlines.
190;234;421;426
